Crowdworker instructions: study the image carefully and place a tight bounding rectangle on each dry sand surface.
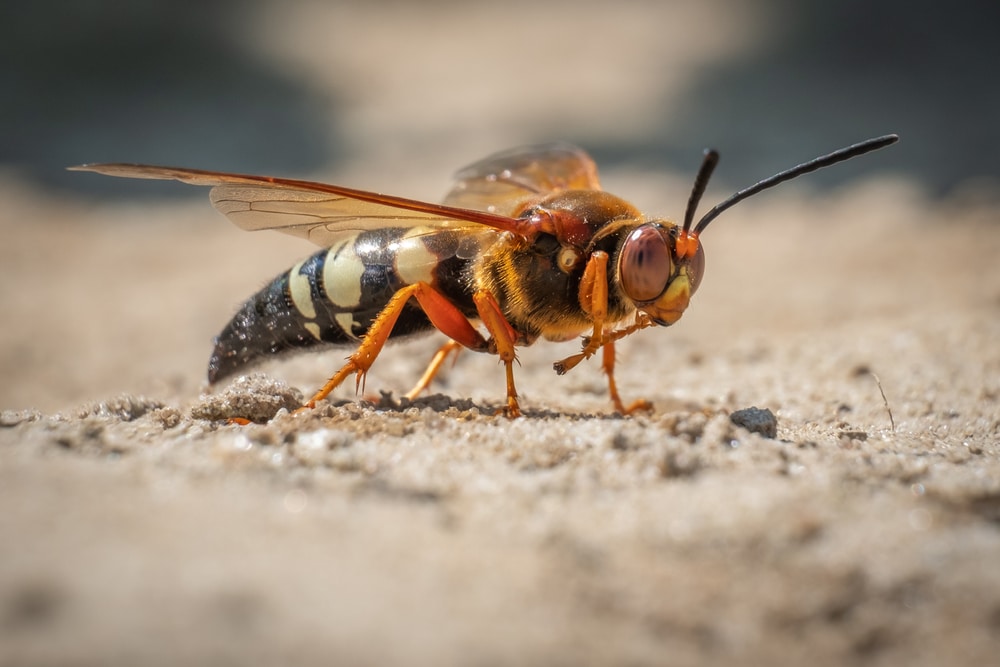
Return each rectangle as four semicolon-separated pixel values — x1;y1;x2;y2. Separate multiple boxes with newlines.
3;3;1000;666
4;163;1000;667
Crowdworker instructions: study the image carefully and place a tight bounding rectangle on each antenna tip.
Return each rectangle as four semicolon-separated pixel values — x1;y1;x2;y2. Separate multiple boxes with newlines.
872;134;900;148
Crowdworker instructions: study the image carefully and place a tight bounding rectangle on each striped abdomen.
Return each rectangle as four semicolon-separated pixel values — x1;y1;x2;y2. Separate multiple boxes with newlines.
208;227;485;383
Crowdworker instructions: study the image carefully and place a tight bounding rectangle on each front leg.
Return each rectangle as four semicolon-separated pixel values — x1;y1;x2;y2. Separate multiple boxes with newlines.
552;251;610;375
555;317;655;415
553;251;655;413
601;339;653;415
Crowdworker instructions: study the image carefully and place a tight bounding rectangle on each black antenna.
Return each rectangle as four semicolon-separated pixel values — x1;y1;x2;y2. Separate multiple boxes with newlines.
682;149;720;233
693;134;899;234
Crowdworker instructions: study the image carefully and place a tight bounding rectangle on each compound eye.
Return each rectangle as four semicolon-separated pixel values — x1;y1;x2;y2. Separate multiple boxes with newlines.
688;242;706;295
619;225;671;303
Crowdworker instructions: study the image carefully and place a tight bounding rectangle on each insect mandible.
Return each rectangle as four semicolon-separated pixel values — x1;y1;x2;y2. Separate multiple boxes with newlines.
72;135;897;418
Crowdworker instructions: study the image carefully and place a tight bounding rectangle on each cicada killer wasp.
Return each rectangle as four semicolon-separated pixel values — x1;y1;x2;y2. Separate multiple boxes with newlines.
72;134;897;417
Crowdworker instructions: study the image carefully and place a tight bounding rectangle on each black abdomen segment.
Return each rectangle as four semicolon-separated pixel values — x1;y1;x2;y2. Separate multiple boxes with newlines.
208;227;479;383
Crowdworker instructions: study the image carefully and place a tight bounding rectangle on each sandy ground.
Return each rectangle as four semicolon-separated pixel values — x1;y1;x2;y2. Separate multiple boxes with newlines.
4;2;1000;666
4;163;1000;667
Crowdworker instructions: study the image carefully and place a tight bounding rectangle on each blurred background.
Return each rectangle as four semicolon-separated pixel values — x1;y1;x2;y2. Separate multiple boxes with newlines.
2;0;996;197
2;0;999;413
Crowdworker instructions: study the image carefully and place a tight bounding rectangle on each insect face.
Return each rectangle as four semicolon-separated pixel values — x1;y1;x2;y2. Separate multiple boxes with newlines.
617;222;705;326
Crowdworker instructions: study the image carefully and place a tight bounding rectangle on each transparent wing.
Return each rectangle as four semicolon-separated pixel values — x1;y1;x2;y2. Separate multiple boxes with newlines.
443;143;602;215
207;184;478;246
69;163;527;247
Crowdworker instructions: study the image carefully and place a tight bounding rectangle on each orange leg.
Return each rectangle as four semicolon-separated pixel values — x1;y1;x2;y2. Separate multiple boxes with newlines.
552;252;656;414
302;282;489;410
403;339;463;400
601;340;653;415
473;291;522;418
554;252;609;375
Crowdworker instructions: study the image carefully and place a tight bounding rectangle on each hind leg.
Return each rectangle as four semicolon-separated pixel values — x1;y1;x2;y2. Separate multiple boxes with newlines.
303;282;489;409
404;339;463;400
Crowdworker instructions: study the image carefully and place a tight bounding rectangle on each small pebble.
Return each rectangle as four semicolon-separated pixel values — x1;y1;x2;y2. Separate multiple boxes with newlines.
729;407;777;439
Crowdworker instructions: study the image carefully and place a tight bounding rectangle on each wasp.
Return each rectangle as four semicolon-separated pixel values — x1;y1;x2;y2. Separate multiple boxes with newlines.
72;135;897;417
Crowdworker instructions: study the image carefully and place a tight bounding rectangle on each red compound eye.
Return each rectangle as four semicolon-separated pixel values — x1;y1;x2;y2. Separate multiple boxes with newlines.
619;225;672;303
687;241;706;295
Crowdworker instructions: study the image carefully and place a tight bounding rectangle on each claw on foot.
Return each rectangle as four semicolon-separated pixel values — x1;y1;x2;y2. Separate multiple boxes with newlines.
615;398;654;415
502;396;522;418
